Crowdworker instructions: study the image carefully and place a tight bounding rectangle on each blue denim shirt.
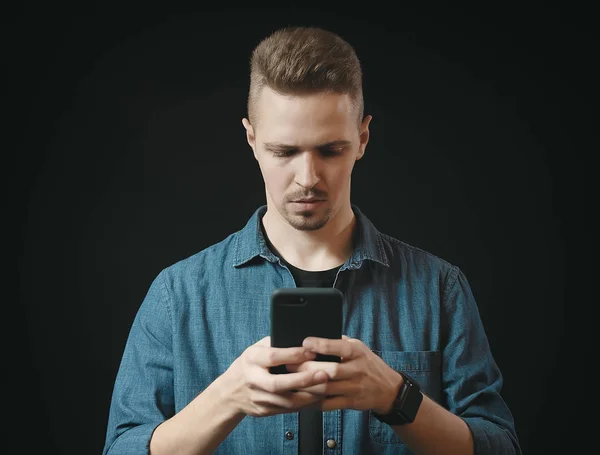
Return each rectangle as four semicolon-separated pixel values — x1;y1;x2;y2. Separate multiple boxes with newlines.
102;205;521;455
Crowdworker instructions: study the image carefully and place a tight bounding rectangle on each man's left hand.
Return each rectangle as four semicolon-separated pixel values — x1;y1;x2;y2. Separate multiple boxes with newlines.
286;335;403;414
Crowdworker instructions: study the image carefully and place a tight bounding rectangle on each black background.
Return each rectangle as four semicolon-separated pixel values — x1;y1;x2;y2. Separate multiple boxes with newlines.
7;3;591;455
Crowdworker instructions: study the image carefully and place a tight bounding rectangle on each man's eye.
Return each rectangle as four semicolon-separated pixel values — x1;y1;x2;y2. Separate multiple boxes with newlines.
273;150;296;158
271;147;343;158
321;148;343;156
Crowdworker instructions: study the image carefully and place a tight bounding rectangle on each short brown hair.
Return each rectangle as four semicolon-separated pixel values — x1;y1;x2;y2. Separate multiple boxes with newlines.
247;26;364;128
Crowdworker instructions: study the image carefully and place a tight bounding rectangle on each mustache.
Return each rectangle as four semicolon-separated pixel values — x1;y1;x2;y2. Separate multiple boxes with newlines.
286;189;328;201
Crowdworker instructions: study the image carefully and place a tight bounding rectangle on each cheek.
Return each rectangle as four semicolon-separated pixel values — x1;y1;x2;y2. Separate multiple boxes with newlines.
325;160;354;187
263;166;292;194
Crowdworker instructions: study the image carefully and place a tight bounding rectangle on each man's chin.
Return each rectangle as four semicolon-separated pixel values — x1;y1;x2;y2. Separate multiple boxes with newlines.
285;211;329;231
289;220;328;231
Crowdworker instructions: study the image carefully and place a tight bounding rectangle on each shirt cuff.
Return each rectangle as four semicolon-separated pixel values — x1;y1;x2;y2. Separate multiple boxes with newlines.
463;417;521;455
104;423;161;455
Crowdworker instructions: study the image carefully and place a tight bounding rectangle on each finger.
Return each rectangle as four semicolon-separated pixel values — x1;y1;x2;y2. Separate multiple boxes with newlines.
250;389;323;413
249;345;317;368
289;390;325;410
254;368;329;394
302;337;356;360
255;336;271;347
291;360;353;380
294;382;328;396
285;363;300;373
297;379;357;397
246;392;291;417
321;395;353;412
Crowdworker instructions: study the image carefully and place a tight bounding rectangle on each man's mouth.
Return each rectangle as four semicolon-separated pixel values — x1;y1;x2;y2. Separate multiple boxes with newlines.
294;198;322;203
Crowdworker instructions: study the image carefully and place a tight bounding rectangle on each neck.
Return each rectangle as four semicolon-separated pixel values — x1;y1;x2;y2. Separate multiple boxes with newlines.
262;203;356;272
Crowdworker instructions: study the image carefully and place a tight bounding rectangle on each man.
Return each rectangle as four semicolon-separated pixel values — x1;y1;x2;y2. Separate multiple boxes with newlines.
102;26;522;455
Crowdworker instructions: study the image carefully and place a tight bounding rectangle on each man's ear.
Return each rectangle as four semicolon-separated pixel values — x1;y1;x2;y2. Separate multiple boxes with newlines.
356;114;372;161
241;118;258;160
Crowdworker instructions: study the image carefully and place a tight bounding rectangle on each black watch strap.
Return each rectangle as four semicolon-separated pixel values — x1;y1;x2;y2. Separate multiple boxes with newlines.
372;371;423;425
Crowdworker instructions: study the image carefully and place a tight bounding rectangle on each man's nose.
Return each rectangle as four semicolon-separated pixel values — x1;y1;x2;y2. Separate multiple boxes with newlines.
295;151;321;189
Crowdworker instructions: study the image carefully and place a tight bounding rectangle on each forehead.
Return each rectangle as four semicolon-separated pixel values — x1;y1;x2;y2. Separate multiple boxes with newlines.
254;87;357;144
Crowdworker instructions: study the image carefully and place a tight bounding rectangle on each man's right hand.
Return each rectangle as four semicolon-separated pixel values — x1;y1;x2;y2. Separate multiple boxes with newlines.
221;336;329;417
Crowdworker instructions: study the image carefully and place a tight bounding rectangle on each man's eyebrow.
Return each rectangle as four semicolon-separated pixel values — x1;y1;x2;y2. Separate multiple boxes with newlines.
263;140;352;151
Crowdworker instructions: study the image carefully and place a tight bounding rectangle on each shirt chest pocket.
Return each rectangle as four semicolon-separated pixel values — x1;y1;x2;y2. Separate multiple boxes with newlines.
368;350;442;445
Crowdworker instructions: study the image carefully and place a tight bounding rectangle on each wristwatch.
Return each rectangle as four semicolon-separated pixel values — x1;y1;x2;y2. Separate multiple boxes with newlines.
372;371;423;425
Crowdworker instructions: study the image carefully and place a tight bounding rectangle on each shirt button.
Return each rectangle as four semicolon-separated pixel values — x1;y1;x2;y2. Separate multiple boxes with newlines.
326;438;337;448
285;431;294;440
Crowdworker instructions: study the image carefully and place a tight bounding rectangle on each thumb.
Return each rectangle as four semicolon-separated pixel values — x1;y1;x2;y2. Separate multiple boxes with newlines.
255;336;271;347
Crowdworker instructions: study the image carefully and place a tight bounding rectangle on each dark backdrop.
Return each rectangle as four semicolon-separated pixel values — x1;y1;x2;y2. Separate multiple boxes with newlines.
8;4;591;455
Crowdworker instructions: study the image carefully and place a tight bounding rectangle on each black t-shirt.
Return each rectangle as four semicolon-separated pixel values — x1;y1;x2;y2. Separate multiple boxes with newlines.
261;222;341;454
285;260;340;455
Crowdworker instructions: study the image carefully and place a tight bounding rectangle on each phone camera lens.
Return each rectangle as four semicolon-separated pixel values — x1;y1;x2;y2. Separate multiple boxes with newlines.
299;297;305;303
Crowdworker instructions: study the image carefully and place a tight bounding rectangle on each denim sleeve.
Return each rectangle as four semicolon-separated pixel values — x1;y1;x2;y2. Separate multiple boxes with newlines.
441;267;522;455
102;271;174;455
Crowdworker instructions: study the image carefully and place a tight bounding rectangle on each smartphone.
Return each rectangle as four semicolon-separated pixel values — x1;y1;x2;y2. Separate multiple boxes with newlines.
270;287;344;374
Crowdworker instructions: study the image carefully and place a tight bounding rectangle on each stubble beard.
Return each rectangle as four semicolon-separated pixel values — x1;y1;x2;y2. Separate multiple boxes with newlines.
282;204;332;231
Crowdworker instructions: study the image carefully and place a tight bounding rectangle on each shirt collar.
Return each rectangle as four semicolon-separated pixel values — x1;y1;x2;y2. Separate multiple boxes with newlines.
232;205;390;269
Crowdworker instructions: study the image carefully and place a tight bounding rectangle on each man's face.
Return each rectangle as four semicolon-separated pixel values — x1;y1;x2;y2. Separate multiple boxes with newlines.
243;87;370;231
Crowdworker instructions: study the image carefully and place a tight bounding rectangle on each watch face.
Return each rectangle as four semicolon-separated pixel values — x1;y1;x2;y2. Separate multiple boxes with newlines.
401;386;423;423
374;372;423;425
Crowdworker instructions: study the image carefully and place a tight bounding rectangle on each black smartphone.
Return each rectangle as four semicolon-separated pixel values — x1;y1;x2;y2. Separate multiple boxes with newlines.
270;287;344;374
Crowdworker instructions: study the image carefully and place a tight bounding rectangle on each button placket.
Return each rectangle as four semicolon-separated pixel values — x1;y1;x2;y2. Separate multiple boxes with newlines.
282;411;299;454
323;409;342;453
